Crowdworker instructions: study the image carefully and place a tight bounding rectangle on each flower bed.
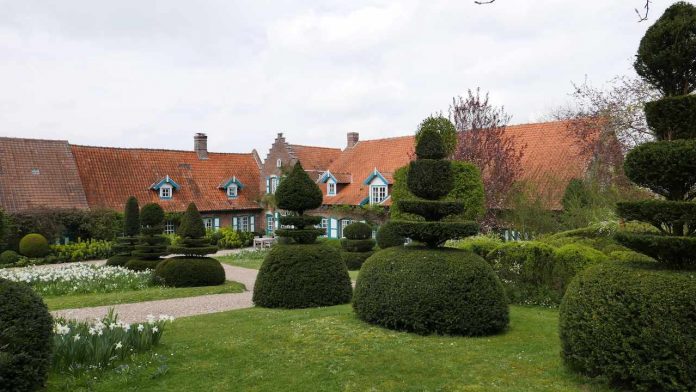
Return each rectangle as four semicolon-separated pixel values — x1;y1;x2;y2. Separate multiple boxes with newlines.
0;239;115;268
0;264;153;296
52;309;173;372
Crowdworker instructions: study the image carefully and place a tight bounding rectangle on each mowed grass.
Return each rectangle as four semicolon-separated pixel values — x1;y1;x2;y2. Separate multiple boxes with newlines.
217;253;361;280
44;281;246;310
47;305;612;392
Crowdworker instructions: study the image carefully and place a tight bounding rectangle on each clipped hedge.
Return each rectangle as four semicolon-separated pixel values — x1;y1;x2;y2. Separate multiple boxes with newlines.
19;234;49;258
253;243;352;308
406;160;453;200
608;250;656;264
342;222;372;240
278;215;322;229
376;222;405;249
124;258;161;272
0;278;53;392
353;247;509;336
397;200;464;221
394;221;479;248
274;228;324;244
551;244;608;296
623;140;696;201
340;238;376;253
617;199;696;235
154;257;225;287
449;235;503;258
615;231;696;268
105;254;132;267
342;251;374;270
560;262;696;391
0;250;19;265
644;94;696;140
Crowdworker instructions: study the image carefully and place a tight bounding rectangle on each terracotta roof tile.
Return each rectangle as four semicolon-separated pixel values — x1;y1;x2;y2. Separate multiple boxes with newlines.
289;145;341;171
71;145;261;213
0;137;89;213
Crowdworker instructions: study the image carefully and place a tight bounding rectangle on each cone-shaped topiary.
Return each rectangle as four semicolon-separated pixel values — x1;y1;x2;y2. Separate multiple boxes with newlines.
131;203;168;263
340;222;375;270
108;196;140;267
274;162;325;244
167;203;217;257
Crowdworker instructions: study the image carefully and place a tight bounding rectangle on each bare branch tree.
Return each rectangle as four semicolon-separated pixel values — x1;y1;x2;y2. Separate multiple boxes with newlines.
450;88;525;228
474;0;653;21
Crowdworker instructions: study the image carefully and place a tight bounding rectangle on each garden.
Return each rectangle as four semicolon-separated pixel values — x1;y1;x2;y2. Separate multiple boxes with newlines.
2;3;696;391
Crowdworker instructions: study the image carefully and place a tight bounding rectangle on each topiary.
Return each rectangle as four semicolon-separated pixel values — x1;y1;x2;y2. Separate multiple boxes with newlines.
18;234;49;258
485;241;558;305
375;222;404;249
110;197;140;265
551;244;608;297
124;258;161;271
340;238;375;253
253;244;352;308
0;279;53;392
623;140;696;201
414;115;457;158
342;251;374;271
609;250;657;264
560;262;696;391
634;1;696;97
450;235;503;258
154;257;225;287
167;203;218;256
354;247;508;336
343;222;372;240
273;162;324;244
0;250;19;265
131;203;168;262
645;94;696;140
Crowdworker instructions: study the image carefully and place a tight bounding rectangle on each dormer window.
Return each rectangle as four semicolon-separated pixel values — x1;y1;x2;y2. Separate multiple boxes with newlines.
370;185;388;204
160;185;172;199
150;175;180;200
327;181;336;196
219;176;244;199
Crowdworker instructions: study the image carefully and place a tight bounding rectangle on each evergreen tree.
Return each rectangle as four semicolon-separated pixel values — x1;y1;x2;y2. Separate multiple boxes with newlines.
168;203;217;256
132;203;168;260
274;162;324;244
107;196;140;266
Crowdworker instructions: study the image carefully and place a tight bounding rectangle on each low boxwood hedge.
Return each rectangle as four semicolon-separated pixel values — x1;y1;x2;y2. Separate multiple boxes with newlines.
253;243;352;308
551;244;608;296
342;251;374;270
0;278;53;392
353;247;509;336
124;258;162;271
560;262;696;391
0;250;19;265
154;257;225;287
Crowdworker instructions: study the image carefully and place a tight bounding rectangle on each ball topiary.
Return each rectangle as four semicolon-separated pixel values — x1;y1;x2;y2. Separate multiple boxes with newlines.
354;247;509;336
340;238;375;253
406;160;454;200
140;202;165;227
342;251;374;270
376;222;405;249
253;244;352;308
105;254;131;267
18;234;49;258
560;262;696;391
0;250;19;265
623;140;696;201
485;241;558;305
124;258;161;271
415;125;447;160
634;1;696;97
0;279;53;392
645;94;696;140
342;222;372;240
551;244;608;297
414;115;457;158
154;257;225;287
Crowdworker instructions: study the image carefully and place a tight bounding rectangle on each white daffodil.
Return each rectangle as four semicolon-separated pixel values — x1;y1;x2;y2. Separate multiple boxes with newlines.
152;326;159;333
115;341;123;349
73;334;81;341
137;324;145;332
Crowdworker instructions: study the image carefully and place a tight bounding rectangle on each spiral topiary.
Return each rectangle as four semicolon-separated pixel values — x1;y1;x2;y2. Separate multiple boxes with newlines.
108;196;140;266
167;203;218;256
340;222;375;270
273;162;325;244
130;203;168;266
18;234;49;258
0;279;53;392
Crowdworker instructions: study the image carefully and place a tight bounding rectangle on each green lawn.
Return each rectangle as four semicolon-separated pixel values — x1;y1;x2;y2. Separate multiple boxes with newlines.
44;281;246;310
47;305;612;391
217;255;361;281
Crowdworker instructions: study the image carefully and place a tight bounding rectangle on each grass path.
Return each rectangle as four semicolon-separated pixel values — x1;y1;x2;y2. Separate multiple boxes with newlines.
47;305;613;392
217;254;360;280
45;281;245;310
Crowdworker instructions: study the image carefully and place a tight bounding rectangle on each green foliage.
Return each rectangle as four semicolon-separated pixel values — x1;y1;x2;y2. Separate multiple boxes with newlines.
274;228;324;244
615;232;696;267
168;203;217;257
353;247;509;336
391;162;485;222
124;258;162;272
0;250;19;265
624;139;696;201
177;203;206;239
560;262;696;391
0;209;7;251
415;116;457;157
394;221;479;248
275;162;323;214
340;238;375;253
105;254;132;267
140;203;165;228
415;125;447;160
448;234;504;258
645;94;696;140
154;257;226;287
559;178;622;230
253;244;352;308
609;250;657;263
123;196;140;237
19;233;49;258
212;228;254;249
0;278;53;392
406;160;453;200
397;200;464;221
551;244;608;297
502;181;562;236
617;199;696;235
375;222;405;249
342;222;372;240
634;1;696;96
342;251;374;270
132;203;168;261
485;242;558;306
51;239;114;263
278;215;322;229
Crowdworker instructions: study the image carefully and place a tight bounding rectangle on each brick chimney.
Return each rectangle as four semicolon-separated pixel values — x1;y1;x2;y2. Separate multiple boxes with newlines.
347;132;359;149
194;132;208;160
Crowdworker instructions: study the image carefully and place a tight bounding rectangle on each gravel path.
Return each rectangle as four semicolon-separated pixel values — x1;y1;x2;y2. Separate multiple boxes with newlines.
51;256;260;323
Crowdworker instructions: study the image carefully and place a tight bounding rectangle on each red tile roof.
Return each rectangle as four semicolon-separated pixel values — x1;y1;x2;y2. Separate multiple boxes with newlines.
0;137;89;213
317;120;594;209
289;145;341;171
71;145;261;213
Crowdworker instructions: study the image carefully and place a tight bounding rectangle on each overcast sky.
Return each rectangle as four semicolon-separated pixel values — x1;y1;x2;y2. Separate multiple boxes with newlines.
0;0;673;154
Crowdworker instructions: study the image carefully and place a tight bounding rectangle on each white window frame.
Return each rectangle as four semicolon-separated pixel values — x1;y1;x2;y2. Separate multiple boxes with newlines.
159;185;172;199
203;218;214;231
276;158;282;168
270;176;279;194
227;184;238;197
340;219;353;238
327;181;336;196
164;220;176;234
238;216;250;232
318;218;328;237
370;185;388;204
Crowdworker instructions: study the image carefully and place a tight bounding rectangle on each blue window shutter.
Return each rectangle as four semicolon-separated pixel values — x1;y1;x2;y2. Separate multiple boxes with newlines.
266;177;270;194
233;217;238;231
250;216;255;232
327;218;332;238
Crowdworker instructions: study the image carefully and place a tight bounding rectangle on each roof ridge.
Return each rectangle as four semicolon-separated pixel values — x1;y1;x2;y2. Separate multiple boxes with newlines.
70;144;253;156
289;144;342;151
0;136;69;143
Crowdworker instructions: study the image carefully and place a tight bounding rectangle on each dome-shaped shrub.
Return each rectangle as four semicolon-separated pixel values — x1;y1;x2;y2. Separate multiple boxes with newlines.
343;222;372;240
154;257;225;287
342;251;374;270
124;258;161;271
253;244;352;308
414;116;457;157
105;254;131;267
451;235;503;258
0;279;53;391
552;244;607;296
560;262;696;391
0;250;19;265
376;222;404;249
18;234;49;258
354;247;509;336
